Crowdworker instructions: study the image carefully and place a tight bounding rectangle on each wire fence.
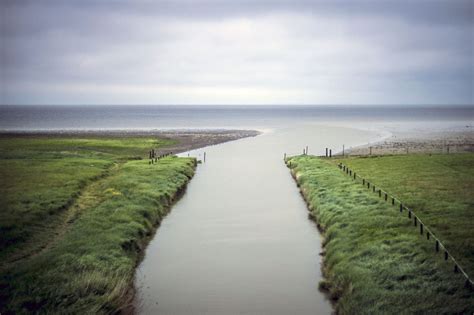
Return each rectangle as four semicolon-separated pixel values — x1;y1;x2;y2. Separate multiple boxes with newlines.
342;143;474;157
337;162;474;291
147;149;173;164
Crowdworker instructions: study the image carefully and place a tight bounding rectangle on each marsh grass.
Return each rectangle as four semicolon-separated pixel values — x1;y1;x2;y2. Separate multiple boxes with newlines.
0;136;195;314
287;155;474;314
0;136;174;258
333;154;474;276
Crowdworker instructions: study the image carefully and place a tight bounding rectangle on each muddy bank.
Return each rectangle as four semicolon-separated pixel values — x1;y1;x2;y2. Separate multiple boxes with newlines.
347;127;474;156
0;129;261;156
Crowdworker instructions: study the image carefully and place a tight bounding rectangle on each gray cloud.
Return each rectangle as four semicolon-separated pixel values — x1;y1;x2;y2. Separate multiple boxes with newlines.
1;0;473;105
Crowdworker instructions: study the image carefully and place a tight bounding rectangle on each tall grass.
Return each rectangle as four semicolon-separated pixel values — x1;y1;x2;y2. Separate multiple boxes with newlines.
1;157;196;314
287;155;474;314
333;154;474;276
0;136;195;314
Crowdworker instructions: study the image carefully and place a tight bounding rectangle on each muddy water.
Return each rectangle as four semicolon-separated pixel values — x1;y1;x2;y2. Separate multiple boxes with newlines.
134;124;379;314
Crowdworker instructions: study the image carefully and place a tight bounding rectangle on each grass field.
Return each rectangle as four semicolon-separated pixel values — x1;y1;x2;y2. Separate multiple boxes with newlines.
0;136;195;314
286;154;474;314
333;154;474;276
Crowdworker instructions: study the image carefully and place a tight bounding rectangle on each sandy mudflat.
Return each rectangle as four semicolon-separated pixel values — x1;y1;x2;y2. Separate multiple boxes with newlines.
0;129;261;155
347;126;474;156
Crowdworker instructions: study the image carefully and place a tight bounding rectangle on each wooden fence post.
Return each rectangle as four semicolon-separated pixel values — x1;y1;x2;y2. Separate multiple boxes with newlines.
445;251;449;260
420;223;423;234
414;216;417;226
400;204;403;212
326;148;328;157
426;232;430;240
385;193;388;201
436;240;439;252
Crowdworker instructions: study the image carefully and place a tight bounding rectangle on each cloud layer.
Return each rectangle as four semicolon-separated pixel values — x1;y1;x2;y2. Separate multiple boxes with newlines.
1;0;473;105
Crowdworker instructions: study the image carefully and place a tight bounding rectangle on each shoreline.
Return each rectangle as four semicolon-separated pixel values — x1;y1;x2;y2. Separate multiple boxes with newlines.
0;129;262;156
346;126;473;156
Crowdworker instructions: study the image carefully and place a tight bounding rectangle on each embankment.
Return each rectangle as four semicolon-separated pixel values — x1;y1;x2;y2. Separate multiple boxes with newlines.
0;157;196;314
286;155;474;314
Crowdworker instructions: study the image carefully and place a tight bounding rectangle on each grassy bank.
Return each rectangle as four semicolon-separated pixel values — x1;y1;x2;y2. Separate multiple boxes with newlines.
286;155;474;314
333;154;474;277
0;136;195;313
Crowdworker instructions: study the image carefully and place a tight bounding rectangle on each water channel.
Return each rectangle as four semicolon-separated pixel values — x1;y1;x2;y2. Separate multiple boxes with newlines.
135;124;378;314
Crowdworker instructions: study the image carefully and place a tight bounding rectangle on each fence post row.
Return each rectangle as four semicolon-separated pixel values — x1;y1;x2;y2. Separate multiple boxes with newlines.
337;163;473;290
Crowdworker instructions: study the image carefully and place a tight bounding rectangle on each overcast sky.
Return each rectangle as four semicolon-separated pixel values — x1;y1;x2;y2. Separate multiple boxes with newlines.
1;0;473;105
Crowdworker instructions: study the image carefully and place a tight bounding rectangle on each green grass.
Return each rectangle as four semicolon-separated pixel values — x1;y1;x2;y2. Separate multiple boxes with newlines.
0;136;175;259
0;136;195;314
334;154;474;276
286;155;474;314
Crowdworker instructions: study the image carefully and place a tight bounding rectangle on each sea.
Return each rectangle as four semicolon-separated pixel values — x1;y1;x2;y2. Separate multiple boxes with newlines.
0;105;472;131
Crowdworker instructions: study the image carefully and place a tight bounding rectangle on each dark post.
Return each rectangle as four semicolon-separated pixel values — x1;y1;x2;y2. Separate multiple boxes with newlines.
444;251;449;260
379;190;382;197
465;279;472;290
204;152;206;163
435;240;439;252
392;197;395;205
426;232;430;240
354;172;356;179
420;223;423;234
367;182;370;189
414;216;417;226
454;264;459;273
329;149;332;157
373;186;376;192
369;146;372;155
408;210;412;218
400;204;403;212
385;193;388;201
325;148;328;157
363;179;365;185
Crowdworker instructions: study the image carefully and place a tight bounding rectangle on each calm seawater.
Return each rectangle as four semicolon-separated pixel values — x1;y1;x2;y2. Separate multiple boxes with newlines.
0;105;472;130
